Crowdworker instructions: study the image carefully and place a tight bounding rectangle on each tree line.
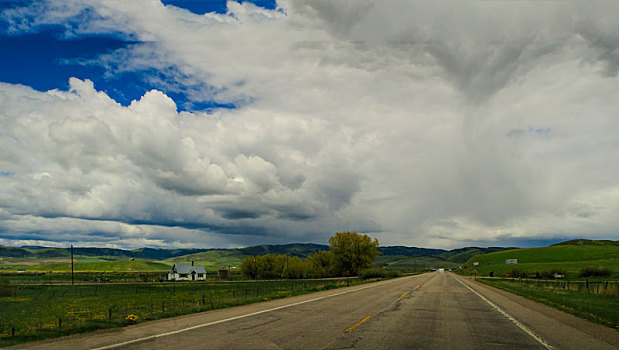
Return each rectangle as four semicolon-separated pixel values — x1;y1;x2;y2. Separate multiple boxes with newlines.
241;231;379;279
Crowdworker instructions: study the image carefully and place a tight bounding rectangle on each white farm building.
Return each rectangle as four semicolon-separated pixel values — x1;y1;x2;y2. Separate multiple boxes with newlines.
167;263;207;281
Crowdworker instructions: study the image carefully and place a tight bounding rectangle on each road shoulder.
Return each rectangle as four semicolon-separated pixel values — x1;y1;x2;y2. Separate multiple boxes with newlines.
453;274;619;349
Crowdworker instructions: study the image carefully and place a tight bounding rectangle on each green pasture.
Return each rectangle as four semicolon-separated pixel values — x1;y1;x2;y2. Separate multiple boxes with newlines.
473;245;619;264
165;250;243;270
0;272;165;283
14;260;172;273
1;251;242;273
0;278;361;346
468;260;619;279
461;245;619;279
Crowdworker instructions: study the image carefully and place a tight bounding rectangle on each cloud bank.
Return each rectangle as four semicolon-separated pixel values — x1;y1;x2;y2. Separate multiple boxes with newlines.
1;0;618;249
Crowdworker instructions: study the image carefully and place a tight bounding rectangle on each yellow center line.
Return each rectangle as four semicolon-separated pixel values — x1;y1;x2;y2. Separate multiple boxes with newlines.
345;316;372;333
400;292;409;298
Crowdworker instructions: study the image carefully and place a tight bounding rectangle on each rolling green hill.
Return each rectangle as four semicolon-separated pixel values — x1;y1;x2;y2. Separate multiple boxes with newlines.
460;241;619;278
551;239;619;247
166;243;331;270
166;250;244;270
374;255;461;270
377;246;445;257
237;243;328;257
435;247;518;264
2;243;525;273
372;246;518;271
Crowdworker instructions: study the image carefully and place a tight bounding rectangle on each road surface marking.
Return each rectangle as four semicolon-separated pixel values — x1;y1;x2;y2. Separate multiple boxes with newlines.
346;316;372;333
92;277;407;350
400;292;409;297
455;277;554;350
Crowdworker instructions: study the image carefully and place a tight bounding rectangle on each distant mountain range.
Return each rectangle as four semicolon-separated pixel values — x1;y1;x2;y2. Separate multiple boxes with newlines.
4;239;613;271
1;243;515;262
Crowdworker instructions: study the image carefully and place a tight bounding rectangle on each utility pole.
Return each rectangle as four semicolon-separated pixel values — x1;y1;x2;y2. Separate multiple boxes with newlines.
71;244;74;286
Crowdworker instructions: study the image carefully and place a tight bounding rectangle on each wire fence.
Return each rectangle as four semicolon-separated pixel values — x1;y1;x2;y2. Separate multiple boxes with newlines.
0;278;360;341
501;278;619;297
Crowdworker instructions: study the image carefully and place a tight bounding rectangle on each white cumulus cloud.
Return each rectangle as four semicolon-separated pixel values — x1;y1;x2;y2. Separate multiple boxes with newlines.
0;0;618;249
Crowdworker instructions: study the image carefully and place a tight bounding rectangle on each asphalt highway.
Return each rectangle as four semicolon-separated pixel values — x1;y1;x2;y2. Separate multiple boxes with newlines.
14;272;619;349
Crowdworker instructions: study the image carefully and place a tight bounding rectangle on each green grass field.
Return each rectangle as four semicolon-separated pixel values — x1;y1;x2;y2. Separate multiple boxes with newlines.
1;250;243;274
15;260;173;273
0;278;362;346
457;242;619;330
165;250;244;270
460;245;619;279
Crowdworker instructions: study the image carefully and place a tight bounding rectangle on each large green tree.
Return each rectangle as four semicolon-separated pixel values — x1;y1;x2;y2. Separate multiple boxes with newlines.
241;254;286;279
306;250;333;278
329;231;379;276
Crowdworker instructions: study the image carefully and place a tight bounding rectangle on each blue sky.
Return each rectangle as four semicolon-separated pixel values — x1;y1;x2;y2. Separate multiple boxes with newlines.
0;0;275;112
0;1;617;250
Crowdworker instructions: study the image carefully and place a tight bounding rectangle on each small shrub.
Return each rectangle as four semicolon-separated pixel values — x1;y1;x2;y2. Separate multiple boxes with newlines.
385;270;400;278
0;280;14;297
358;268;387;279
358;268;400;279
510;269;527;278
579;267;611;277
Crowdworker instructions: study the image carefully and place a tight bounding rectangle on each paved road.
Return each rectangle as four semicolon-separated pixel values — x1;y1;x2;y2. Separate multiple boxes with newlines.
14;272;618;349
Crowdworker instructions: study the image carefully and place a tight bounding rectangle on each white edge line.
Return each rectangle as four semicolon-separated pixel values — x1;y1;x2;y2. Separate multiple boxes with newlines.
455;277;554;350
91;277;404;350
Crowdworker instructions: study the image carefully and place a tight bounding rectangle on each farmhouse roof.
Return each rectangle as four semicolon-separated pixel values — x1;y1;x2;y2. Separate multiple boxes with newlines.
170;263;206;274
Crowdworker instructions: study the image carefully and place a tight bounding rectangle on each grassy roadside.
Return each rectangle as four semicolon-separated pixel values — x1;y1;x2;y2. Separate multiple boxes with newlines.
0;276;395;347
477;278;619;330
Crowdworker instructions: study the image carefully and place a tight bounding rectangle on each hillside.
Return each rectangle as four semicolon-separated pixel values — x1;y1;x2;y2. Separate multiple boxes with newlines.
436;247;518;264
165;243;331;270
551;239;619;247
0;246;211;260
2;243;524;273
460;241;619;278
372;246;518;271
0;247;33;257
377;246;445;257
166;250;244;270
238;243;328;257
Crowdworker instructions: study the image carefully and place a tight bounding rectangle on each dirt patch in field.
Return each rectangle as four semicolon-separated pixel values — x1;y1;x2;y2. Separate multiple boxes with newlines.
1;261;39;265
41;259;72;263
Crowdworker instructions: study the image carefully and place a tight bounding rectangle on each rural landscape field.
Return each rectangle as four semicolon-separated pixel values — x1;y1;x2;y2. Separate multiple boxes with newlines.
2;1;618;348
2;238;618;347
